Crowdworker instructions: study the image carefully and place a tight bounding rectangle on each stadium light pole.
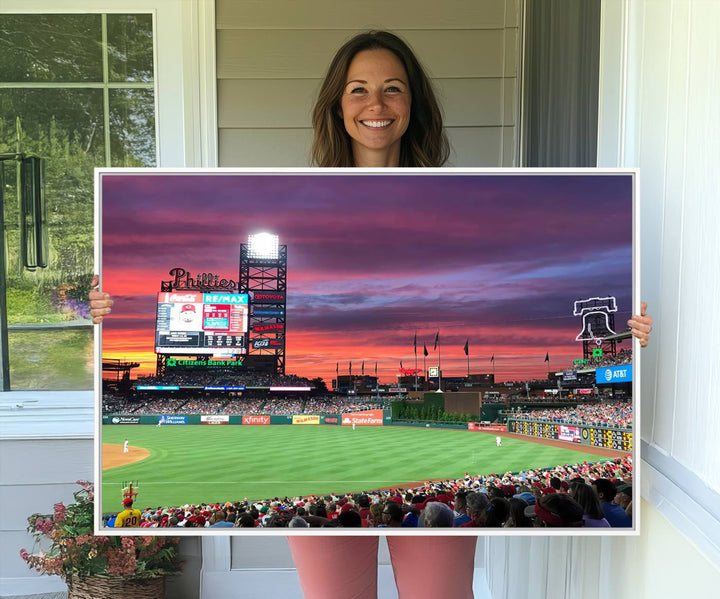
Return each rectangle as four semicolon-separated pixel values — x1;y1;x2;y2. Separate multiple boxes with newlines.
247;232;280;259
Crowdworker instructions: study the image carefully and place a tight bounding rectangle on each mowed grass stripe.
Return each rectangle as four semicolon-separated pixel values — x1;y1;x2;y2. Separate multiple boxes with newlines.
101;425;609;511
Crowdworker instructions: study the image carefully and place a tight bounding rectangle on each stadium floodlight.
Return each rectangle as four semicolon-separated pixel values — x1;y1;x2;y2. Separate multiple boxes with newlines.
247;232;279;259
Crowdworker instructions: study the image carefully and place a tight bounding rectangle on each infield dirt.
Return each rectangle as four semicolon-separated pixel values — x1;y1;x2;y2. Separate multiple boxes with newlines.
103;443;151;470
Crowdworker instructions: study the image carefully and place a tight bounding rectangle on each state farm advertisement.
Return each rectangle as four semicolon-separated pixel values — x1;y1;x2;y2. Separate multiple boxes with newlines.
200;415;229;425
242;415;270;425
293;415;320;425
342;409;384;426
467;423;506;432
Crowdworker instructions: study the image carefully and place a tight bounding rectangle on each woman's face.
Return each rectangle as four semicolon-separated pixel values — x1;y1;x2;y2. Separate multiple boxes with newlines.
340;48;411;166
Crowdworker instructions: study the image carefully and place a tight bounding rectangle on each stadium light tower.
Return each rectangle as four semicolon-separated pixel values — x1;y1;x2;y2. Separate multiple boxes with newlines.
240;233;287;375
247;232;279;260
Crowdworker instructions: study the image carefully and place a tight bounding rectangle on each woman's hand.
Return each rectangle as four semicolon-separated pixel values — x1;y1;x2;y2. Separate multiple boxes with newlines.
628;301;652;347
89;274;113;324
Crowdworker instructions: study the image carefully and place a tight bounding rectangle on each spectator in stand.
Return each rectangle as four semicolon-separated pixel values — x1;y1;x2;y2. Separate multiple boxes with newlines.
592;478;632;527
289;516;310;528
368;501;384;527
614;483;632;516
533;493;585;528
459;492;490;528
356;494;372;522
380;501;404;528
423;501;454;527
505;497;534;528
236;512;256;528
209;510;234;528
453;490;471;526
113;497;142;528
570;482;610;527
337;509;362;527
484;497;510;528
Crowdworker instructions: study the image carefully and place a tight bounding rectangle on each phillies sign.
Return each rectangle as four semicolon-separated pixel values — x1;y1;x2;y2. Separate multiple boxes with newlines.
167;267;237;291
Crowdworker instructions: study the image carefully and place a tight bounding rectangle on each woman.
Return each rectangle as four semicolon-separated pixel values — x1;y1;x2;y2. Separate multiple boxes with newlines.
505;497;534;528
90;30;653;599
570;481;610;528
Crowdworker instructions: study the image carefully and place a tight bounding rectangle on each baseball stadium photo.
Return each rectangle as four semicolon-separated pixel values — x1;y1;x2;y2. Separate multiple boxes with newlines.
99;170;636;532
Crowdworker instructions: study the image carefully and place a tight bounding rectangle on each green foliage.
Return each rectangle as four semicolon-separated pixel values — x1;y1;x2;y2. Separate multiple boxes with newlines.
8;329;93;390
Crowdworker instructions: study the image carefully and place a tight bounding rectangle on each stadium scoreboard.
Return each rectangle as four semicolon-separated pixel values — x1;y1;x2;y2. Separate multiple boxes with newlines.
509;420;632;452
581;427;633;452
155;291;249;355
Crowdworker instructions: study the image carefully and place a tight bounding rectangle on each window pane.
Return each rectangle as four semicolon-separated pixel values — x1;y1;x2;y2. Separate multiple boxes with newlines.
1;88;103;280
107;14;155;83
8;329;93;390
0;14;103;82
109;89;157;166
0;12;157;390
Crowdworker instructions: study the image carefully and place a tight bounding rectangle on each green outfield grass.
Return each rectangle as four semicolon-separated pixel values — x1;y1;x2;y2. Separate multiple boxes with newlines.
101;425;611;512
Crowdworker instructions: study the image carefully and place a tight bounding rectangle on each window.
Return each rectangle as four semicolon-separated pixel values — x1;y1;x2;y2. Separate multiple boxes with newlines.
0;13;156;389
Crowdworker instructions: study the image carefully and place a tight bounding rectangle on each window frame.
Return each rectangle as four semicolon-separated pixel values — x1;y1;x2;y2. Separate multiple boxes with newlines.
0;0;217;392
2;0;218;169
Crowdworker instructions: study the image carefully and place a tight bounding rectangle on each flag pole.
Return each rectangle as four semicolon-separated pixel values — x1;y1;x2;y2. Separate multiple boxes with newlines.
437;330;442;392
413;331;418;392
423;343;427;391
375;361;379;400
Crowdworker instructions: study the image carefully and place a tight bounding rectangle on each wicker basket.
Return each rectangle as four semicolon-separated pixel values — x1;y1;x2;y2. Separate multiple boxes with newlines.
67;575;165;599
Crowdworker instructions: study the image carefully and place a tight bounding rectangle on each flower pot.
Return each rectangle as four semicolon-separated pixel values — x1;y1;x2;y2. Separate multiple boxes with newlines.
67;575;165;599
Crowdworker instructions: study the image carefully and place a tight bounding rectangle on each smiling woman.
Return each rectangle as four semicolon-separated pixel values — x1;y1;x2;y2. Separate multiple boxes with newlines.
311;30;448;167
339;48;412;167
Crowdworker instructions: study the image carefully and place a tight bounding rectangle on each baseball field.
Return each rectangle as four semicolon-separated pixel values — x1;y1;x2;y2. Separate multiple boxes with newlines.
101;424;623;513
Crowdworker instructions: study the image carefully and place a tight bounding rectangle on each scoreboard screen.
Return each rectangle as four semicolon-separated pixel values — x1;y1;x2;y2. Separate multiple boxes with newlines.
510;420;633;452
155;292;249;355
582;427;633;452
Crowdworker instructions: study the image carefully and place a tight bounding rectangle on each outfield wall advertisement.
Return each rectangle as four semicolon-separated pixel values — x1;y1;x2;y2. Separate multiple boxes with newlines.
342;409;384;426
243;415;270;425
158;415;188;425
293;415;320;425
201;415;229;425
467;423;506;432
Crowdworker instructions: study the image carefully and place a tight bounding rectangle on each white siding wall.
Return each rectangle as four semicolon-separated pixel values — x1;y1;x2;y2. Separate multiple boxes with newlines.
216;0;521;167
0;393;94;597
486;1;720;596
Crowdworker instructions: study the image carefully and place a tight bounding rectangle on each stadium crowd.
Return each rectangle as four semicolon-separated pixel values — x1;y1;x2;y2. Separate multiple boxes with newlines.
106;457;633;530
104;395;388;416
514;403;632;429
135;371;314;388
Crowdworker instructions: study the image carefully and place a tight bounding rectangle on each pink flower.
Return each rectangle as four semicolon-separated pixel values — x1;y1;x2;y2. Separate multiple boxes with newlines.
106;547;137;576
121;536;135;550
19;548;29;562
34;518;53;535
53;502;66;522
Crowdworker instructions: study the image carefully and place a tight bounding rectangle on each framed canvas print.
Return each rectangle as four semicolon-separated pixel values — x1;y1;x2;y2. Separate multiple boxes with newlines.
95;168;638;536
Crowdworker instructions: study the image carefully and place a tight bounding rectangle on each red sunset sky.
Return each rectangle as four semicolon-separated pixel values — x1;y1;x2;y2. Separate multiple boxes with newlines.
100;171;634;384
